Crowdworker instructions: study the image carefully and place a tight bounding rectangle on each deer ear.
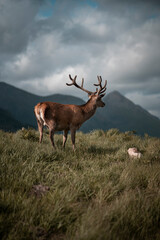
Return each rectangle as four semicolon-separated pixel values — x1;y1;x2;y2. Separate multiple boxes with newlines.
88;93;92;98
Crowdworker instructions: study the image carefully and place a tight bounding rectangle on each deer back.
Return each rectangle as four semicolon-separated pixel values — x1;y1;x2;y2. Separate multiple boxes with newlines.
34;101;86;131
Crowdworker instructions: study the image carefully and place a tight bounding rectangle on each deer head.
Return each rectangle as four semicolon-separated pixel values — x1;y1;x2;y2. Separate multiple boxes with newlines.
66;75;107;107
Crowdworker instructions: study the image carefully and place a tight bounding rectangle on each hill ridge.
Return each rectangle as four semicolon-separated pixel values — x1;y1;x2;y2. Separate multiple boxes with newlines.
0;81;160;137
0;81;84;101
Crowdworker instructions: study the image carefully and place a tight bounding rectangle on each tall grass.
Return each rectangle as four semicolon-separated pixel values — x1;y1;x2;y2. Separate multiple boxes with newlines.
0;128;160;239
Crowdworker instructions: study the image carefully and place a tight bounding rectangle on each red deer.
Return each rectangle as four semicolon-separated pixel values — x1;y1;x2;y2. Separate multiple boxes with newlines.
34;75;107;150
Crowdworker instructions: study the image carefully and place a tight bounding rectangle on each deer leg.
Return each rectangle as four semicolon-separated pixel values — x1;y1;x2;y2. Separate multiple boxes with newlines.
71;129;76;151
63;130;68;148
49;128;56;149
37;120;43;143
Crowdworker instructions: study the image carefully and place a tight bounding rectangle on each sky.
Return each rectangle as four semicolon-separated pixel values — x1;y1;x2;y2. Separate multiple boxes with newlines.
0;0;160;118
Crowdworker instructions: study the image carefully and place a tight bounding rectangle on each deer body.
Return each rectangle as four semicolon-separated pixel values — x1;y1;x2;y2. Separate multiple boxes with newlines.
34;75;107;150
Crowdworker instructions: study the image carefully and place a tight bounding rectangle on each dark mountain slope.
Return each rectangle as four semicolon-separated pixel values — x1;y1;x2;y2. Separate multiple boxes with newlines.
101;91;160;137
0;82;84;127
0;108;24;131
0;82;160;137
80;91;160;137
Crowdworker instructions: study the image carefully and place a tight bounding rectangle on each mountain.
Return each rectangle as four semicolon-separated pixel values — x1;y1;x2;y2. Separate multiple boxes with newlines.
102;91;160;137
0;108;24;132
80;91;160;137
0;82;160;137
0;82;84;128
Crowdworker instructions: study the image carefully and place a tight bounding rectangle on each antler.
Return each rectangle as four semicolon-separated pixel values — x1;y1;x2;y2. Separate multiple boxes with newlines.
94;76;107;96
66;74;94;95
66;74;107;97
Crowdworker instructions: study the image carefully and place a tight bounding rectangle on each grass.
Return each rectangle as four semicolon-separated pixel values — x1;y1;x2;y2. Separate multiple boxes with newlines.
0;128;160;240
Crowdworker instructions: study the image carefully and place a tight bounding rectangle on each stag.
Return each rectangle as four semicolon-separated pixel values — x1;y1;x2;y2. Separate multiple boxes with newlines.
34;75;107;150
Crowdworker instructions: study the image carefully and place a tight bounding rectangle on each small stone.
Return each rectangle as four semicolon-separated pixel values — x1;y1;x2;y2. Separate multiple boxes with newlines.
29;184;50;197
128;147;142;159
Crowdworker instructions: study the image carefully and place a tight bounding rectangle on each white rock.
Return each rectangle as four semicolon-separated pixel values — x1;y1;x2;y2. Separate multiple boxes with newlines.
128;148;142;158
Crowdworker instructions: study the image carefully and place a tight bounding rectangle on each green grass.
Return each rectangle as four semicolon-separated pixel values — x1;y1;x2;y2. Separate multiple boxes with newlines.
0;128;160;240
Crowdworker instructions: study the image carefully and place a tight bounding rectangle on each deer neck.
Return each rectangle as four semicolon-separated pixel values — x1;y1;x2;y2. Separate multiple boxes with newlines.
81;99;97;121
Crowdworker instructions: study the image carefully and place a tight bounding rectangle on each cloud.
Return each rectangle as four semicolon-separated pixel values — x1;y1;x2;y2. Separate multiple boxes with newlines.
0;0;42;54
0;0;160;118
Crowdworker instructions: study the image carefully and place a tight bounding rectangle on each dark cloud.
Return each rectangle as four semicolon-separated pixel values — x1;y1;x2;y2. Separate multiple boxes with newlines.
0;0;160;118
0;0;42;54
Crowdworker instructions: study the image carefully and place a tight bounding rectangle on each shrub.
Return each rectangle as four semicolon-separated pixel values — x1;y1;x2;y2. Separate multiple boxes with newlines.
20;128;39;142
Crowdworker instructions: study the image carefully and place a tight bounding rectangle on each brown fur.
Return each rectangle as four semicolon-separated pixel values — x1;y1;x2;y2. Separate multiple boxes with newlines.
34;75;107;150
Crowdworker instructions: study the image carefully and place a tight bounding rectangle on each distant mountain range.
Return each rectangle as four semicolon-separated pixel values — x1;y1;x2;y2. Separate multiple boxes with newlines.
0;108;24;132
0;82;160;137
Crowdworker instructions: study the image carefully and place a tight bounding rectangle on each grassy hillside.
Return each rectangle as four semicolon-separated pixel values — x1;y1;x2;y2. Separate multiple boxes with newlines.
0;129;160;240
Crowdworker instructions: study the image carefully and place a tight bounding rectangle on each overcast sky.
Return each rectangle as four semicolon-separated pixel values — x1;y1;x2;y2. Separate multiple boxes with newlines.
0;0;160;118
